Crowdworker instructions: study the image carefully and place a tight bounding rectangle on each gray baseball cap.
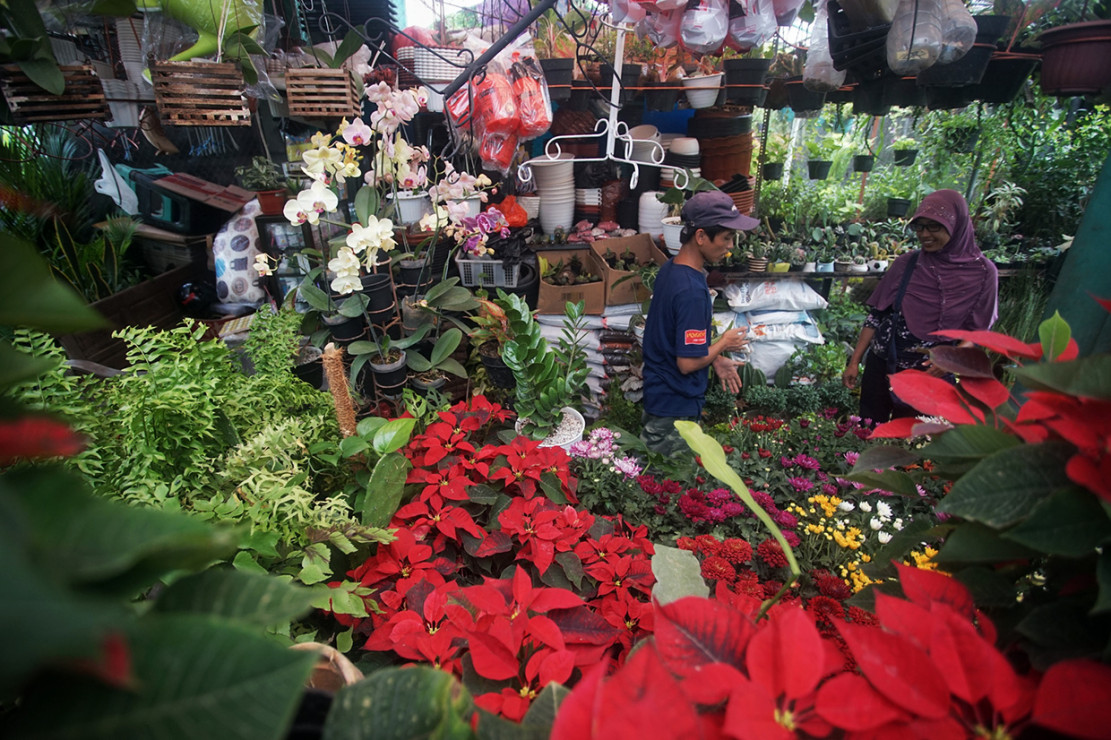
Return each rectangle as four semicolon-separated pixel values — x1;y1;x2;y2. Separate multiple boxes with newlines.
681;190;760;231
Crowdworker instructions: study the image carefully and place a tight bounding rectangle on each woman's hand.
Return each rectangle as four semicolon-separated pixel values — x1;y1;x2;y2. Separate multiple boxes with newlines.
842;362;860;388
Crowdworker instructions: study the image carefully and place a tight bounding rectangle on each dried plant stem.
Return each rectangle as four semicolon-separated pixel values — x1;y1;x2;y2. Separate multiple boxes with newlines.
322;343;357;438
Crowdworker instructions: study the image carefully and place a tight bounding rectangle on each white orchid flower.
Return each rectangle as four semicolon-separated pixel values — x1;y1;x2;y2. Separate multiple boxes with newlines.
284;197;310;225
300;179;339;221
330;273;362;295
302;145;342;175
328;245;361;275
253;253;273;276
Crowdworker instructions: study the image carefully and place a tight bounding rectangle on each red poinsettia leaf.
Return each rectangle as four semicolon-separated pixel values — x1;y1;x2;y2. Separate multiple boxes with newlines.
678;662;746;706
1057;337;1080;362
721;675;793;740
528;587;585;614
525;615;567;651
959;377;1011;411
654;596;754;677
929;345;996;378
0;415;85;463
863;715;969;739
585;644;701;740
868;417;920;439
1093;294;1111;314
547;606;624;646
69;632;134;689
1032;659;1111;739
538;648;576;686
1066;453;1111;502
815;672;906;731
526;539;556;575
745;606;824;699
894;561;975;619
468;529;512;558
873;592;934;651
835;621;950;719
889;370;980;424
466;631;520;681
926;605;1008;706
933;330;1042;359
550;659;607;740
461;584;509;616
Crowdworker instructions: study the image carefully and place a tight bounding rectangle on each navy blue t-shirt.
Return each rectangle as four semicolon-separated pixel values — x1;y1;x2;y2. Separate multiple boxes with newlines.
642;260;712;418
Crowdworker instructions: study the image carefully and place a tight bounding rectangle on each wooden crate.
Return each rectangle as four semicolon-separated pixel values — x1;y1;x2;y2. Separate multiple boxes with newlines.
150;60;250;127
0;64;107;123
285;68;362;120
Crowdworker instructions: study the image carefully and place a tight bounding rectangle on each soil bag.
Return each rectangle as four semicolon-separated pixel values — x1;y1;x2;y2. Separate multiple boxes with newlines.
803;0;847;91
886;0;943;75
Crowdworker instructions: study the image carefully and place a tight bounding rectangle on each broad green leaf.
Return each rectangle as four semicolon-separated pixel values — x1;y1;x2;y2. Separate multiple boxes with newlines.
299;282;331;311
153;569;313;627
231;550;268;575
5;468;238;592
336;628;354;653
859;516;935;580
299;543;331;585
16;57;65;95
356;417;387;438
920;425;1020;463
936;442;1074;528
952;566;1022;609
842;469;920;497
1001;487;1111;557
430;328;462;365
553;551;584;590
936;522;1037;564
337;294;368;318
467;483;500;506
438;357;467;378
1012;354;1111;401
1038;311;1071;361
0;233;106;331
928;345;995;378
331;31;364;68
372;418;416;455
354;185;379;225
1016;599;1102;652
361;452;410;527
651;544;709;605
325;666;475;740
1094;550;1111;614
347;340;377;356
339;435;370;457
7;614;316;740
241;529;280;558
538;471;568;505
406;352;432;372
852;444;920;472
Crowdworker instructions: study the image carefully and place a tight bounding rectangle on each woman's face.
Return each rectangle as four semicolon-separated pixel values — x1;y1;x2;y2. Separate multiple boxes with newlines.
911;218;951;253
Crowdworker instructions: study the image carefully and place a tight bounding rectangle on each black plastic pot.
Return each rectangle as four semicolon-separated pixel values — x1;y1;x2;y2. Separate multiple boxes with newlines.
479;341;516;389
972;56;1039;104
852;79;891;116
500;260;540;310
642;81;680;112
324;314;366;344
540;58;574;102
761;162;785;180
887;197;912;218
398;258;429;287
892;149;918;166
853;154;875;172
924;85;976;109
409;374;446;395
723;58;772;104
785;77;827;113
917;15;1011;88
601;63;642;104
883;75;926;107
807;160;833;180
369;351;407;397
293;358;323;389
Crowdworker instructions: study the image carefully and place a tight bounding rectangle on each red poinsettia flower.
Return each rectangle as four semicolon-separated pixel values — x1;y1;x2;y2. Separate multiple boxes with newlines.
584;555;654;598
348;527;452;589
498;496;582;574
573;532;634;566
0;415;85;463
407;466;474;501
393;492;486;545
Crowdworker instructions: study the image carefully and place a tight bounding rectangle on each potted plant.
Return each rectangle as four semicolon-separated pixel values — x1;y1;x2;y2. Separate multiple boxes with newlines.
405;327;467;395
235;156;289;215
891;137;919;166
724;49;774;106
348;324;430;399
496;292;589;448
469;293;516;389
681;57;724;109
770;242;793;272
746;236;770;272
805;137;838;180
760;133;789;180
834;249;854;273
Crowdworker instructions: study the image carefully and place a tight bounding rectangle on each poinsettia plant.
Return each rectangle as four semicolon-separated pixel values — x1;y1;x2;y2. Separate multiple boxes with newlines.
852;303;1111;666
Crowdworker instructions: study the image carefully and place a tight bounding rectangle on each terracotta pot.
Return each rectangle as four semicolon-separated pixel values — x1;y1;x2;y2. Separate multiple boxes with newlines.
255;189;287;215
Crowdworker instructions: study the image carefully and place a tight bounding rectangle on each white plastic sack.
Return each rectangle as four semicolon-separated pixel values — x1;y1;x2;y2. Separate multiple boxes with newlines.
724;280;829;312
733;338;805;380
803;0;847;91
936;0;977;65
639;9;684;48
728;0;776;51
746;308;814;325
887;0;943;75
613;0;647;25
681;0;730;55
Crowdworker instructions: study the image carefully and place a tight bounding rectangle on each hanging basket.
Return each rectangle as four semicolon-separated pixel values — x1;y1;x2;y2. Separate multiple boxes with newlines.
0;64;108;124
285;68;362;120
150;60;250;126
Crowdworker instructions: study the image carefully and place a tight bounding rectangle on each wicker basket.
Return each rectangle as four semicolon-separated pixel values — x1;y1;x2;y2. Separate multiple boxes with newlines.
285;68;362;119
150;60;250;127
0;64;108;124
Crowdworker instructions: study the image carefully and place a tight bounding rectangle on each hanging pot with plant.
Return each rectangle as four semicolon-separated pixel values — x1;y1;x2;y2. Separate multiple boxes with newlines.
887;197;912;218
1038;20;1111;96
761;162;785;180
892;147;918;166
807;160;833;180
853;154;875;172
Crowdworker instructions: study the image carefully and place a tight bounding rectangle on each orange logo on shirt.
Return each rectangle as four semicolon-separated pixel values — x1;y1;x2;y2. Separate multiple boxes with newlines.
684;329;707;345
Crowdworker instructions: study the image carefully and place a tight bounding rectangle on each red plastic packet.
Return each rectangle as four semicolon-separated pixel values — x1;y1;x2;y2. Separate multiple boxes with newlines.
479;131;519;172
498;195;529;228
472;73;519;135
509;56;552;139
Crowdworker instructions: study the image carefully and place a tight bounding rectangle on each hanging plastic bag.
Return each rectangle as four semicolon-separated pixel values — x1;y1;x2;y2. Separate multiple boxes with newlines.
771;0;805;26
613;0;648;24
886;0;943;75
472;69;520;135
681;0;730;54
803;0;846;91
936;0;977;65
639;9;684;48
652;0;687;12
509;53;552;139
479;131;519;173
728;0;776;51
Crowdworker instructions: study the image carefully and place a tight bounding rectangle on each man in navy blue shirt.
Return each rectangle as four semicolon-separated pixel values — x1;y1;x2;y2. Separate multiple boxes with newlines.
641;191;757;456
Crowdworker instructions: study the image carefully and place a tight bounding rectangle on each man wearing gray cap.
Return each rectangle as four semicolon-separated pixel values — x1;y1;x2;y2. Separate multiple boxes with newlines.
640;190;757;456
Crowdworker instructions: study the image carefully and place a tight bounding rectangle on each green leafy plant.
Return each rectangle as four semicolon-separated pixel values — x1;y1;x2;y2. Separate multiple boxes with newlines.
497;292;590;439
405;326;468;382
235;155;287;192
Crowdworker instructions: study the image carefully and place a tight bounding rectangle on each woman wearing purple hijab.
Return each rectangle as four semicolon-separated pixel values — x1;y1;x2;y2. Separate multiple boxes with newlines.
842;190;998;424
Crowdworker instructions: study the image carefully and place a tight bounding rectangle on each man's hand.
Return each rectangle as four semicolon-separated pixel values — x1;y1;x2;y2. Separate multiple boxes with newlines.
720;325;749;352
713;355;742;394
842;363;860;388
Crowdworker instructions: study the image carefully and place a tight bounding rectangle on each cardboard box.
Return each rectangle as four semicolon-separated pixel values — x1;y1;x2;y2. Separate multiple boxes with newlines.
590;234;668;306
535;248;607;315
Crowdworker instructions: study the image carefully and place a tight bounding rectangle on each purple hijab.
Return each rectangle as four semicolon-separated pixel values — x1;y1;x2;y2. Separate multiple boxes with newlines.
868;190;998;341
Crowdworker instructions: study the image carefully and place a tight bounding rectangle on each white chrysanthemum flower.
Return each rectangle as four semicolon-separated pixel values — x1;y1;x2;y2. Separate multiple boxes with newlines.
859;501;873;513
838;501;855;512
877;531;893;544
893;518;904;531
876;501;893;519
869;517;884;531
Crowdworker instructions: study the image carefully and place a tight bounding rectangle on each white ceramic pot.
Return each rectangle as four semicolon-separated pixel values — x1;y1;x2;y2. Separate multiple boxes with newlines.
460;195;482;218
850;261;870;273
518;195;541;220
869;259;889;271
803;261;817;272
515;406;586;451
661;216;684;256
682;73;723;109
390;192;433;225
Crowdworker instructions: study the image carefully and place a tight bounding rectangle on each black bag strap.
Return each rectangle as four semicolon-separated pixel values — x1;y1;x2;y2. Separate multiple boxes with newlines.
887;252;920;374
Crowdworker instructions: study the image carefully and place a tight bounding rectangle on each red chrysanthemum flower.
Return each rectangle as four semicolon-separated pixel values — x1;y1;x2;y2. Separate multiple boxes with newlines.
847;605;879;626
757;448;772;458
675;536;698;552
694;534;723;556
762;579;783;598
700;556;736;583
756;539;789;568
815;574;853;601
720;538;753;565
807;595;846;623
